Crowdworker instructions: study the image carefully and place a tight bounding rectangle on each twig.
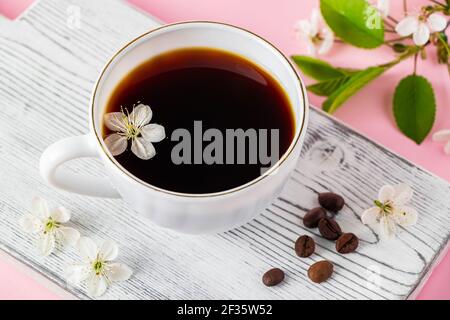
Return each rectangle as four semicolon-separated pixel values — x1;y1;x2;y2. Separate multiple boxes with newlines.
387;15;399;24
385;36;410;43
384;19;395;29
403;0;408;15
430;0;447;7
379;47;420;68
437;33;450;55
317;35;344;44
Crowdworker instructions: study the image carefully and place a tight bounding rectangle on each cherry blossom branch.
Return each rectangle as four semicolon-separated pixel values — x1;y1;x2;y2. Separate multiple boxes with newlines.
379;46;421;69
384;19;396;29
429;0;447;7
387;15;399;24
316;34;344;43
385;36;410;43
437;33;450;55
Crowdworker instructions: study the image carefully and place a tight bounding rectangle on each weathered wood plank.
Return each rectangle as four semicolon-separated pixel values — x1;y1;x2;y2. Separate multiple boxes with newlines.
0;0;448;300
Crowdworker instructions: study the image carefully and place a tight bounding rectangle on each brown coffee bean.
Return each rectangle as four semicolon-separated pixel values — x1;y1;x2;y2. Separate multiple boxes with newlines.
308;260;334;283
318;192;345;212
336;233;359;254
318;217;342;240
262;268;285;287
303;207;326;228
295;235;315;258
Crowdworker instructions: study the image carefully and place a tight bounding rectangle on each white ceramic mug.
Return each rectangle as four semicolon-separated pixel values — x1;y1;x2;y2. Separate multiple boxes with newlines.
40;22;309;234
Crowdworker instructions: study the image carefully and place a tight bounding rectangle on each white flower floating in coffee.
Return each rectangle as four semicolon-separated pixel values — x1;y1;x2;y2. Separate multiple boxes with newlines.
395;10;446;46
361;184;418;240
65;237;132;297
19;197;80;256
295;8;334;56
104;103;166;160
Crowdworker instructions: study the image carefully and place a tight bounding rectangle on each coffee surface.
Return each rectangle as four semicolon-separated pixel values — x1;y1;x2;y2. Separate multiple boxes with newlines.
103;48;295;193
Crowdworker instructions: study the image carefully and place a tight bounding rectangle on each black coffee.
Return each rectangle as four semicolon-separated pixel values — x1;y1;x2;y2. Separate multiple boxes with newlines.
103;48;295;193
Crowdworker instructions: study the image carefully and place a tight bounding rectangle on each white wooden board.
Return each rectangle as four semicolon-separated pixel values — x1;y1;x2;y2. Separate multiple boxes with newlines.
0;0;449;300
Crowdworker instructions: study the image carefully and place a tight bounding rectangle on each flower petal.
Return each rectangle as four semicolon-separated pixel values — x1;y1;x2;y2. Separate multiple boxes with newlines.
104;112;127;132
413;22;430;46
433;129;450;142
32;196;50;219
361;207;380;225
318;27;334;55
107;263;133;282
379;216;397;240
131;137;156;160
427;13;446;32
19;214;42;233
295;20;313;38
87;274;108;297
99;239;119;261
305;38;317;56
77;237;98;262
309;9;320;37
393;184;413;205
141;123;166;143
38;233;55;256
444;140;450;155
378;185;395;203
129;104;152;128
104;134;127;156
377;0;390;18
65;264;91;285
394;206;418;227
50;206;71;223
57;227;80;247
395;16;419;36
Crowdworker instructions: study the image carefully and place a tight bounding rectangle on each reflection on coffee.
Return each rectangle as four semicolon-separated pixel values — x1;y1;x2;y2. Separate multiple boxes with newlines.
102;48;295;193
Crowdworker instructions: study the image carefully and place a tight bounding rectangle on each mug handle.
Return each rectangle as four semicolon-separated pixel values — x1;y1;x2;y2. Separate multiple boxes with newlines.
40;134;121;198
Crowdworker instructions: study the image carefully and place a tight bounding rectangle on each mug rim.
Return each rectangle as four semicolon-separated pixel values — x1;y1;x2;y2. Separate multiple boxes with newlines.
91;21;308;198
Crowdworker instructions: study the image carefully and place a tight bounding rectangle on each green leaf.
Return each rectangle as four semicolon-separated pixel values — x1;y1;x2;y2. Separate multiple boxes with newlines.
292;56;360;97
322;67;386;113
393;75;436;144
291;55;345;81
320;0;384;49
307;76;351;96
336;68;361;76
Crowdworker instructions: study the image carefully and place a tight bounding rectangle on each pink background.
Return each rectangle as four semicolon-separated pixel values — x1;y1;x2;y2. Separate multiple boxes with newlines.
0;0;449;299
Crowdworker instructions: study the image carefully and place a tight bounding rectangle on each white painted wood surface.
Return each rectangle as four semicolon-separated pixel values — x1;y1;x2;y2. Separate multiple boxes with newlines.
0;0;449;300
